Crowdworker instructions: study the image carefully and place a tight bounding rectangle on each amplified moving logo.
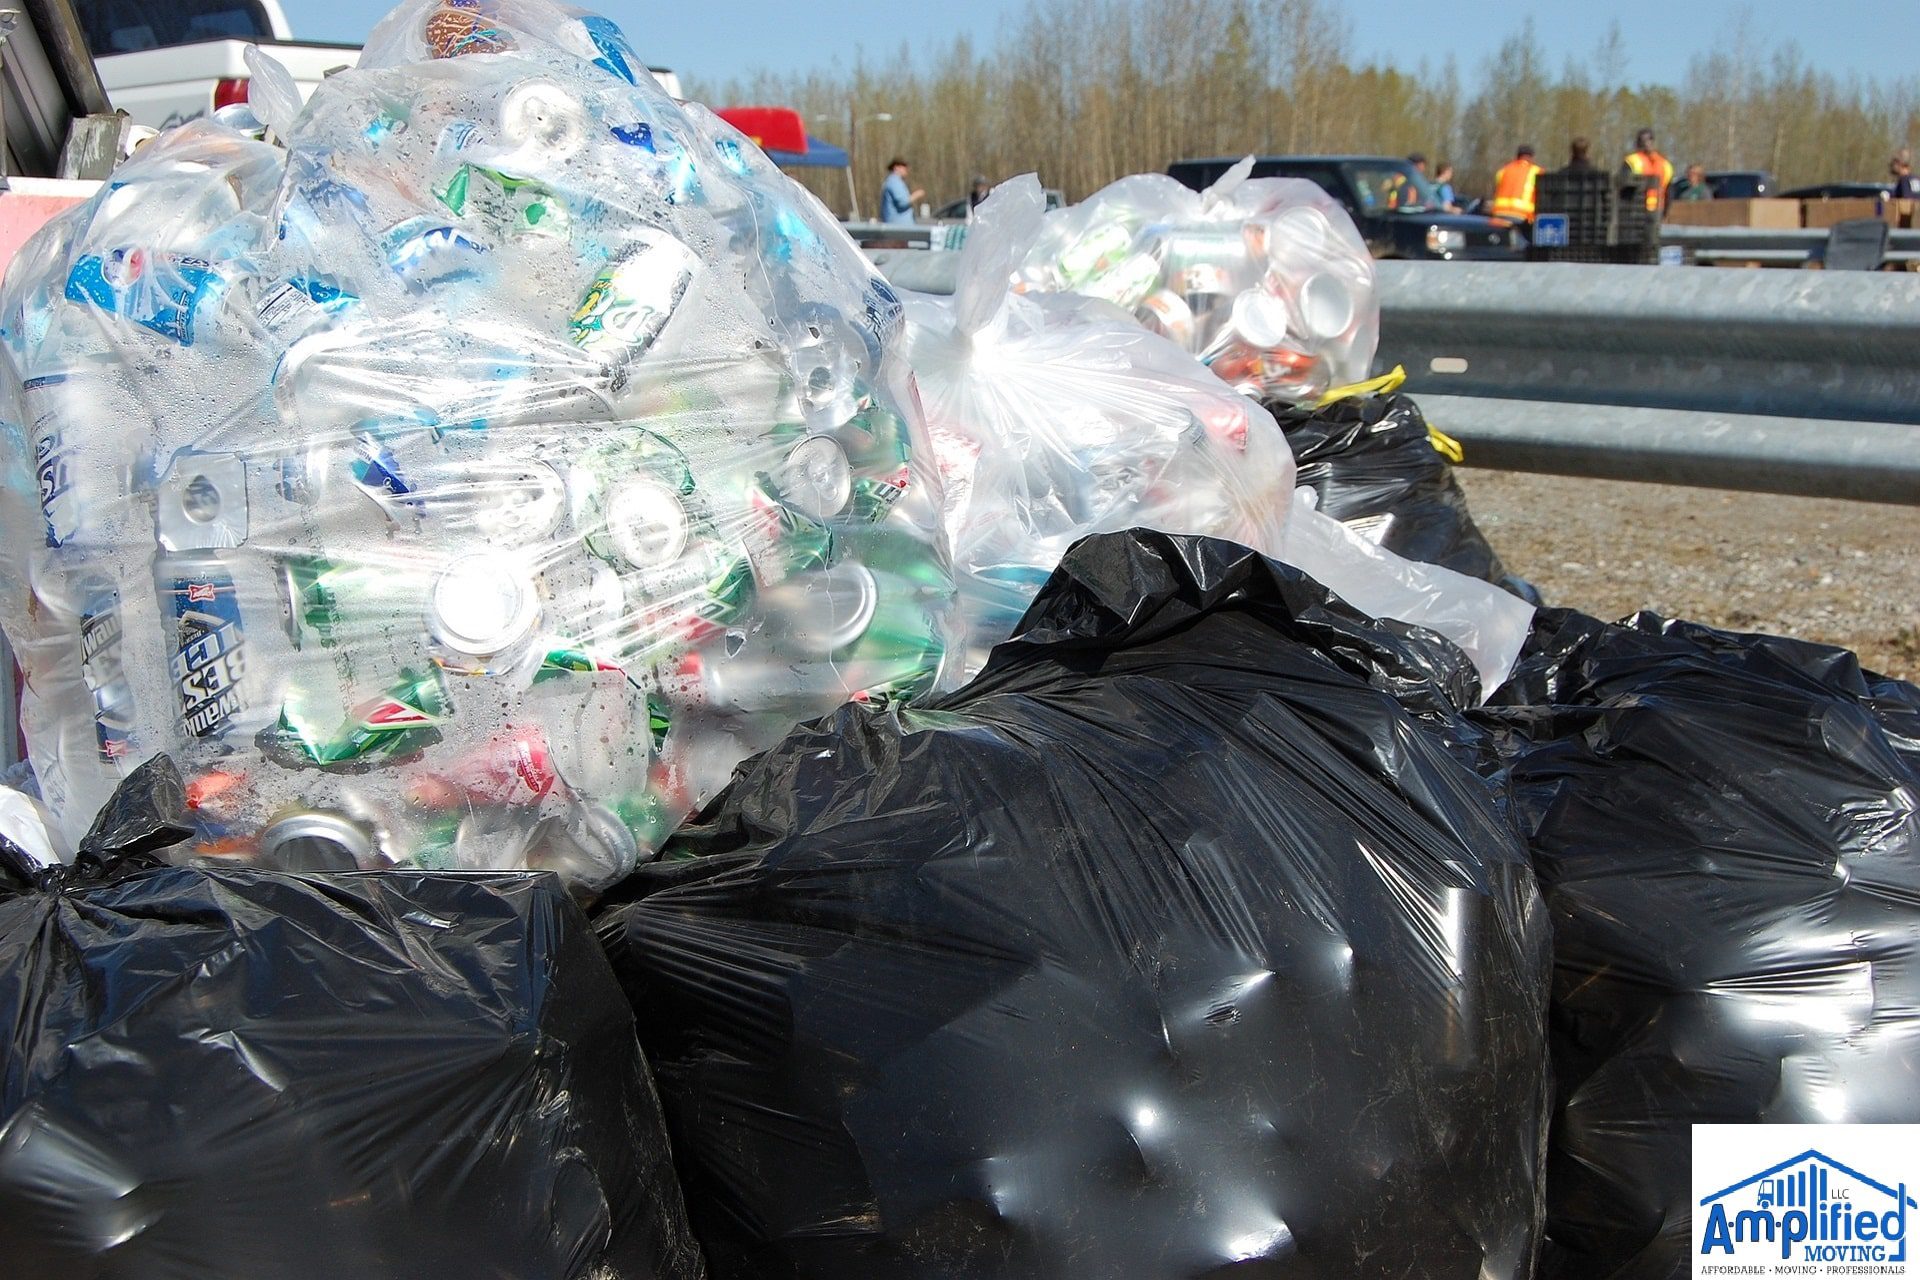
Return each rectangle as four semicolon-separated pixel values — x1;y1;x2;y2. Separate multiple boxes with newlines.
1695;1126;1920;1277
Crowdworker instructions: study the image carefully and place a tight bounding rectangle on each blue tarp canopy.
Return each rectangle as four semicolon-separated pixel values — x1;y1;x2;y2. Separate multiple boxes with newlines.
765;135;849;168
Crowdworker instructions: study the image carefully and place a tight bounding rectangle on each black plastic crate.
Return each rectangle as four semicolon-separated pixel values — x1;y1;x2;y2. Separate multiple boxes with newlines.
1536;171;1614;246
1536;172;1662;247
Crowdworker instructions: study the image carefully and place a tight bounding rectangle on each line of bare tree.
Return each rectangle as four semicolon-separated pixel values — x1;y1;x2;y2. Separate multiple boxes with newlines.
689;0;1920;219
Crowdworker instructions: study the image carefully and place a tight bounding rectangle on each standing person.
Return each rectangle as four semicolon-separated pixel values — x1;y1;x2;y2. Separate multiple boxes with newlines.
1563;137;1600;173
1432;162;1461;212
1673;164;1714;201
1623;128;1674;213
1490;144;1543;223
879;158;923;227
1891;149;1920;200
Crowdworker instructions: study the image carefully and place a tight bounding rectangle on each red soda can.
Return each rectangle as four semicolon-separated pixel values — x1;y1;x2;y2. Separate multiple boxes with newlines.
407;726;563;810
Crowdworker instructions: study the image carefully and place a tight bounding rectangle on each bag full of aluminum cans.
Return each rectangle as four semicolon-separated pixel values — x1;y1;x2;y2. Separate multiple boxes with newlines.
901;177;1298;676
903;176;1534;693
1015;158;1379;403
0;0;957;889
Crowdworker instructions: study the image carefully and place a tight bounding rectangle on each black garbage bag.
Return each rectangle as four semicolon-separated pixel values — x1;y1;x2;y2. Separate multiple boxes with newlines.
1267;391;1538;600
0;756;706;1280
1476;610;1920;1280
597;531;1552;1280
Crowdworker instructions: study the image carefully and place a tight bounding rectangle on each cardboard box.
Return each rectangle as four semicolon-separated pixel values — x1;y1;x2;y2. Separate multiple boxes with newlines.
1801;197;1884;229
1664;197;1804;229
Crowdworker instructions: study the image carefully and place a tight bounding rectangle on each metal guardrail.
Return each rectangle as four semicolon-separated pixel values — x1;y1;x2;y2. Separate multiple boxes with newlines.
1661;223;1920;266
843;221;969;252
869;252;1920;505
862;218;1920;268
1375;260;1920;505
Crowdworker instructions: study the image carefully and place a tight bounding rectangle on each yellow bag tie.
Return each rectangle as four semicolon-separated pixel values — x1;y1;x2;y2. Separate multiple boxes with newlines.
1313;365;1408;407
1426;423;1465;464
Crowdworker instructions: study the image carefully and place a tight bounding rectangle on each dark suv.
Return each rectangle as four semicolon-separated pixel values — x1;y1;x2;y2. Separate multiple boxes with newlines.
1168;156;1524;260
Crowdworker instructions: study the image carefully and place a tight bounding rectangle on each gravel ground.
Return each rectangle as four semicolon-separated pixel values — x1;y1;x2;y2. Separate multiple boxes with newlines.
1453;469;1920;682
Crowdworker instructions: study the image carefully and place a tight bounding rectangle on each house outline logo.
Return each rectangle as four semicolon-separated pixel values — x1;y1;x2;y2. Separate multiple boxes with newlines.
1698;1147;1916;1265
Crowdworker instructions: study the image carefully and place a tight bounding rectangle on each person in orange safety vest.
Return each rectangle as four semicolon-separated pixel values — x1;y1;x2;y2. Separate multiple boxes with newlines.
1623;127;1674;213
1490;144;1543;222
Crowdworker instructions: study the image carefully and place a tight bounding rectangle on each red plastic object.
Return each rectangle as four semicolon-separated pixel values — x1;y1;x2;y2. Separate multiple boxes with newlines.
212;77;250;110
712;106;807;155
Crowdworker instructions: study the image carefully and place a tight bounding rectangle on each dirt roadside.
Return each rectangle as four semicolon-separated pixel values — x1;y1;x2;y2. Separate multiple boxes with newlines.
1453;469;1920;682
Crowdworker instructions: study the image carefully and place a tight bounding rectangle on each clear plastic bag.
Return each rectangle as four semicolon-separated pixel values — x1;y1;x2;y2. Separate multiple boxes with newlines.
906;177;1528;693
1017;158;1380;402
0;0;956;887
903;177;1297;677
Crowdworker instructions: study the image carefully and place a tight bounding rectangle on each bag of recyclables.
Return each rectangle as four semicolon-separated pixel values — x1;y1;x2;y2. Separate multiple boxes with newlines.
1476;612;1920;1280
1016;158;1379;403
0;0;958;887
598;531;1553;1280
0;755;707;1280
903;176;1532;691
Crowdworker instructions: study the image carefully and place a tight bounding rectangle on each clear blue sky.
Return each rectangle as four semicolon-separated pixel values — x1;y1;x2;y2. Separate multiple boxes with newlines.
294;0;1918;90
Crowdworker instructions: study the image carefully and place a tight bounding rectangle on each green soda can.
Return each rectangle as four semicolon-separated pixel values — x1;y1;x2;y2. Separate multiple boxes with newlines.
845;539;955;703
708;538;951;712
435;164;570;236
1056;221;1137;285
408;814;464;871
569;227;700;367
1080;251;1164;309
611;789;677;853
278;554;418;651
570;428;697;569
736;486;836;589
276;667;449;766
538;645;629;678
761;398;913;530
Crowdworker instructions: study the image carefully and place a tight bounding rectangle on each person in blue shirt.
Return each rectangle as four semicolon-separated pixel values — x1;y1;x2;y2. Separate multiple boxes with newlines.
879;157;923;226
1891;149;1920;200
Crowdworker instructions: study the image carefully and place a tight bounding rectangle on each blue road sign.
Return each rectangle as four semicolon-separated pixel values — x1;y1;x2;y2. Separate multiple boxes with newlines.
1533;214;1570;248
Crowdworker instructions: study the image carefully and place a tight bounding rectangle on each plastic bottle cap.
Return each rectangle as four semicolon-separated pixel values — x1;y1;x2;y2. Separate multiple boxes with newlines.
430;553;539;657
605;478;689;569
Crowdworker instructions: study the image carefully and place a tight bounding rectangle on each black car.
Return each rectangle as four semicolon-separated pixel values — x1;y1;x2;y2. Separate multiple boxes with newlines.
1779;182;1893;200
1699;169;1774;198
1167;155;1523;260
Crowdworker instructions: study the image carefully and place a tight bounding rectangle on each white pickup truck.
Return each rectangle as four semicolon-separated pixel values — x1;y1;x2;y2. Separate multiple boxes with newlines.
79;0;683;130
80;0;359;129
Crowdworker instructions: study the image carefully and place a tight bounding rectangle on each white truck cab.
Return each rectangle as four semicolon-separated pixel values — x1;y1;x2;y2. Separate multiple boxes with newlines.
78;0;680;130
79;0;359;129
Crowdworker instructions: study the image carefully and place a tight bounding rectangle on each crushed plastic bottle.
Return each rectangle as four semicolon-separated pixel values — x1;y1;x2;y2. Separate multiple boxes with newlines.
1017;158;1380;402
0;0;957;888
